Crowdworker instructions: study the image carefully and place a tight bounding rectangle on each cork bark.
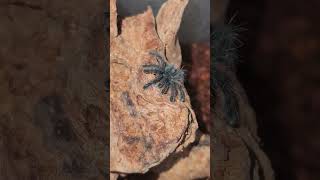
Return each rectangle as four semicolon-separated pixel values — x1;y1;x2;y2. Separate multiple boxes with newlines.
110;0;198;175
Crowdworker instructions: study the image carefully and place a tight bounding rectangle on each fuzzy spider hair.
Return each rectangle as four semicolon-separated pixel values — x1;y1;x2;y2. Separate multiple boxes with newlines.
142;51;186;102
211;19;244;127
212;17;244;68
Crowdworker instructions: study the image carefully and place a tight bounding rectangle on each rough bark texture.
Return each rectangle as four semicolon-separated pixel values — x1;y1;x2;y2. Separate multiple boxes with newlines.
155;133;210;180
0;0;108;179
110;0;198;175
116;0;210;43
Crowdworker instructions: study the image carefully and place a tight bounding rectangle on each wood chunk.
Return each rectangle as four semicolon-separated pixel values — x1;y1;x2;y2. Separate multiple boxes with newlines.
110;0;198;174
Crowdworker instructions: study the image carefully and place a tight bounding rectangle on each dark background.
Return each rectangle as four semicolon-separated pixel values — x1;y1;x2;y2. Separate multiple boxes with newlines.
227;0;320;180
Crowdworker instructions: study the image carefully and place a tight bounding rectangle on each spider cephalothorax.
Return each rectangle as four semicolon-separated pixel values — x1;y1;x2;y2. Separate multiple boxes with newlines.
142;51;186;102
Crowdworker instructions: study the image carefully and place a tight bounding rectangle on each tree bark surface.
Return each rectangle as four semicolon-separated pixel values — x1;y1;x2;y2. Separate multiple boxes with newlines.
110;0;198;175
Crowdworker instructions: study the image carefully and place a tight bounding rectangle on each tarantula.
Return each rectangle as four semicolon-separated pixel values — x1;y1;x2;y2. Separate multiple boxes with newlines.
142;51;186;102
211;21;244;127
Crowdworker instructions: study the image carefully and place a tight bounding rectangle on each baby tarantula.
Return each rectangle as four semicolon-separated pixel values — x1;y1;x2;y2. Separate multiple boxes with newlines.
142;51;186;102
211;20;244;127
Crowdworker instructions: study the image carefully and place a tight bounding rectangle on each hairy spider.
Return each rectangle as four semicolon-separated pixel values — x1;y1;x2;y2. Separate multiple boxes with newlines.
211;20;244;127
142;51;186;102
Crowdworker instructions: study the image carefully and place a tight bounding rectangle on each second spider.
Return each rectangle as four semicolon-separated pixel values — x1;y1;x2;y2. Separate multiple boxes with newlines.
142;51;186;102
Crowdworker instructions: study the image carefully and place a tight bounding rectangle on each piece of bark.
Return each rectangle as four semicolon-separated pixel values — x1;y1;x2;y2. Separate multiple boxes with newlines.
110;173;119;180
155;133;210;180
110;0;198;174
156;0;188;66
116;0;210;43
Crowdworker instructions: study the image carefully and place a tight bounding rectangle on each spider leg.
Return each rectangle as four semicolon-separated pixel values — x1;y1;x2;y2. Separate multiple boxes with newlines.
143;65;163;74
161;81;170;94
177;84;185;102
142;64;161;69
157;78;167;88
170;83;177;102
221;79;240;127
143;75;163;89
149;51;166;68
171;69;178;76
172;70;185;83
